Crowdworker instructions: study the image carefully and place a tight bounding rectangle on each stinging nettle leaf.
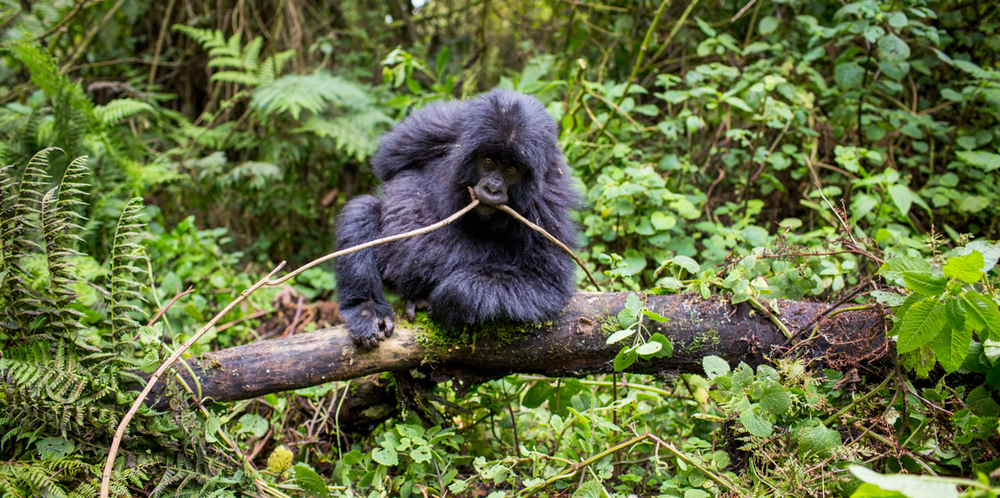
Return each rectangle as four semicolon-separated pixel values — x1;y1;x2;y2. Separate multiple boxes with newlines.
895;297;946;353
943;251;985;284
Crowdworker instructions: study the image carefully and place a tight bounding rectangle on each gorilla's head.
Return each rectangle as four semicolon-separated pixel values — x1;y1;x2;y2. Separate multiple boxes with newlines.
451;90;566;219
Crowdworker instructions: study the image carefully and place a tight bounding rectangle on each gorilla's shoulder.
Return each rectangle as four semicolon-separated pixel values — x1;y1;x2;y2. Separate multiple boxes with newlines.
371;99;466;182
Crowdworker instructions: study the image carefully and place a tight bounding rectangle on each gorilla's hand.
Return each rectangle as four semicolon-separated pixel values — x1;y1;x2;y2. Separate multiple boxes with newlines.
342;300;395;349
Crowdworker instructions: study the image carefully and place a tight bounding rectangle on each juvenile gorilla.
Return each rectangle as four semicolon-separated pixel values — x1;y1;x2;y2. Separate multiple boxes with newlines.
335;89;578;349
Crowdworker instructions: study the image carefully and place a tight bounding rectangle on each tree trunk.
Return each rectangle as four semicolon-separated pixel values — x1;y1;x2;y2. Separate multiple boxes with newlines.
148;292;888;420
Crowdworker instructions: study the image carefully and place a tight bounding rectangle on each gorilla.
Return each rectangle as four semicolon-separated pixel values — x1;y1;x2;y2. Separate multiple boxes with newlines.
335;89;578;349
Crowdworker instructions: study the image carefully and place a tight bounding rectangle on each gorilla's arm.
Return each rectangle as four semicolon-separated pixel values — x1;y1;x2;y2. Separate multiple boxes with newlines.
335;195;395;348
370;101;463;182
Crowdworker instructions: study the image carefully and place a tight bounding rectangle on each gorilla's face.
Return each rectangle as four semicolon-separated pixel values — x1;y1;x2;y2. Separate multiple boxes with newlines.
473;154;524;214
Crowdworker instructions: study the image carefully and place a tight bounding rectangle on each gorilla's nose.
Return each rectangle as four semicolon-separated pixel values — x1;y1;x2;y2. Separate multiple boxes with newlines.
476;180;507;205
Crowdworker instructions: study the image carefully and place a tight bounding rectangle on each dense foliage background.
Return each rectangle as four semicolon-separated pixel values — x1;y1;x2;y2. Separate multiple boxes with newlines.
2;0;1000;496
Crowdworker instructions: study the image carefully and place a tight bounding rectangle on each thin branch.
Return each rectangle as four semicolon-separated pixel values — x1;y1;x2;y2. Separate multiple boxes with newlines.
100;262;287;498
147;0;177;86
266;188;480;287
147;285;194;327
496;204;602;291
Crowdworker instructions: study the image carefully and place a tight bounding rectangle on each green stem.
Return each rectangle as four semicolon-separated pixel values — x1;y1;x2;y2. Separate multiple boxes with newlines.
823;374;895;426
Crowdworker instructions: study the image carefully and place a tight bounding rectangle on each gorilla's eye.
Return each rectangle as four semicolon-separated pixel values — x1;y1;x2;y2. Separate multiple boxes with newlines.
505;165;519;174
484;157;494;166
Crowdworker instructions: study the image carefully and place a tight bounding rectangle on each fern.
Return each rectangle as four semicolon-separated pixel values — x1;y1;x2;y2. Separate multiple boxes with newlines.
106;197;148;351
93;99;154;125
173;25;296;88
0;147;55;336
41;155;90;344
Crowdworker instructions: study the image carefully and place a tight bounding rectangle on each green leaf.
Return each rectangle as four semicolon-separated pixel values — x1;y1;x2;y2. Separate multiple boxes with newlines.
759;384;791;415
740;409;772;437
642;310;670;322
613;347;638;371
648;333;673;358
36;437;74;460
672;255;701;274
636;341;662;356
650;211;676;230
901;272;947;296
372;441;398;466
849;465;958;498
888;12;908;28
877;34;911;62
933;325;972;373
572;480;605;498
293;465;331;498
521;381;554;409
758;16;780;35
703;356;730;380
236;413;269;438
967;386;1000;417
888;184;922;215
834;63;864;90
879;256;930;284
796;423;841;458
435;46;449;77
895;297;946;353
956;150;1000;172
960;292;1000;340
606;328;636;345
943;251;985;284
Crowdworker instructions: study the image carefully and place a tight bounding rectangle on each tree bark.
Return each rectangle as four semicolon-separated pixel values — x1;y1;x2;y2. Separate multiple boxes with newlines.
149;292;888;417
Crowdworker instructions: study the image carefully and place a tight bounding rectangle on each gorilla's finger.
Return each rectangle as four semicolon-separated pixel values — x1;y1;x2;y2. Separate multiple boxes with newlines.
383;316;394;337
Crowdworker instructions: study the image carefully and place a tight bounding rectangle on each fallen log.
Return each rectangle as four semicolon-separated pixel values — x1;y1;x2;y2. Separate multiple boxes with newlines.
149;292;888;418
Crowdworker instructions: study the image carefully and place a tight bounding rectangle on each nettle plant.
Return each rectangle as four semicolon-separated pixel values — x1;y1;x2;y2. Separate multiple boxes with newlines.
878;241;1000;373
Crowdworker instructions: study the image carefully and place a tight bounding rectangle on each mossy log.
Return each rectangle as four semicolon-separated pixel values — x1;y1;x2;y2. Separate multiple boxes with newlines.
149;292;888;427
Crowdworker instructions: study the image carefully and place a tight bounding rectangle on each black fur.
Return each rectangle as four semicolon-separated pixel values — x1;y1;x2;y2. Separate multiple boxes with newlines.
335;90;578;349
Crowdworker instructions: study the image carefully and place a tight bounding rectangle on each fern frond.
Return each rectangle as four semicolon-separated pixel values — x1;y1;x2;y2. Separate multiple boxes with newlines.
241;36;264;71
1;147;62;335
93;99;154;125
41;155;90;341
210;71;259;86
9;44;96;123
295;109;393;162
257;50;297;85
251;73;374;120
206;57;244;69
107;198;149;348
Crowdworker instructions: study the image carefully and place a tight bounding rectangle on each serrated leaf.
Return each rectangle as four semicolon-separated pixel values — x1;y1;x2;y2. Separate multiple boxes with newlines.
267;445;294;474
896;297;946;353
879;256;930;284
672;255;700;273
901;271;947;295
740;409;773;437
943;251;985;284
960;292;1000;340
703;356;730;380
572;480;605;498
759;384;791;415
293;464;330;498
642;310;670;322
933;325;972;373
797;423;841;458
